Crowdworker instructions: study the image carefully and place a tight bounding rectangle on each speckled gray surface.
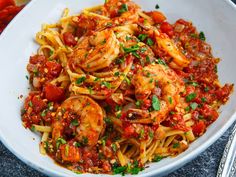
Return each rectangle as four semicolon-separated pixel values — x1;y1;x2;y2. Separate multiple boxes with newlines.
1;0;236;177
0;123;235;177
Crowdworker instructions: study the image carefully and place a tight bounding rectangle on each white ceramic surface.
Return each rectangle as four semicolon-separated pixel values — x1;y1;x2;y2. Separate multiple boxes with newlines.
0;0;236;176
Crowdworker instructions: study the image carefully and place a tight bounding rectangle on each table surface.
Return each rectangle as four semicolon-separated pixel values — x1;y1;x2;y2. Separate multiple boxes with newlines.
1;0;236;177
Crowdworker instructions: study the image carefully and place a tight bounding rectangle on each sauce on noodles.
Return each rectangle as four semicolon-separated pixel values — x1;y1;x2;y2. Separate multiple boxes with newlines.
21;0;233;175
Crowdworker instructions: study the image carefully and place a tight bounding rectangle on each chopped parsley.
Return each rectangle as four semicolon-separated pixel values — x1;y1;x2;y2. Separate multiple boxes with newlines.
199;31;206;41
155;4;160;9
115;105;122;111
123;44;139;53
115;57;125;64
124;76;131;85
111;143;117;152
101;81;111;89
56;137;67;149
173;142;180;148
135;100;142;108
149;130;154;139
157;58;167;66
146;38;154;46
187;81;199;87
185;106;190;112
185;93;196;102
25;75;29;80
190;102;198;110
118;4;128;14
153;155;163;162
168;97;173;104
101;39;106;45
113;161;143;175
76;76;86;84
105;117;112;124
114;71;120;77
49;50;54;56
204;86;209;92
138;34;148;41
30;125;35;132
146;56;151;63
40;110;47;117
71;119;79;126
152;95;160;111
82;136;88;145
28;101;33;107
132;51;141;59
65;144;69;156
201;97;207;103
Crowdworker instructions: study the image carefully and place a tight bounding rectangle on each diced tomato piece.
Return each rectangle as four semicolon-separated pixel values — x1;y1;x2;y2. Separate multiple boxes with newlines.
123;125;136;138
60;144;81;162
215;84;233;102
149;11;166;24
29;55;46;64
45;61;62;77
171;114;189;131
63;32;77;46
192;121;206;136
44;83;65;102
31;95;46;113
200;104;218;122
141;99;151;110
185;85;195;96
0;0;15;11
160;22;174;37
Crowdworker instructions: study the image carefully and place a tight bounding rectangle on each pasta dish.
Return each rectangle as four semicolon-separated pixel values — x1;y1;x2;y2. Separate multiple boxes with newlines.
21;0;233;175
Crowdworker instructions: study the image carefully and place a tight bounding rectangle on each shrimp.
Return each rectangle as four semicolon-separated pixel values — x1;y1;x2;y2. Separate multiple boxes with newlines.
69;29;120;72
154;30;190;69
132;64;184;123
104;0;140;24
137;24;190;69
52;96;104;162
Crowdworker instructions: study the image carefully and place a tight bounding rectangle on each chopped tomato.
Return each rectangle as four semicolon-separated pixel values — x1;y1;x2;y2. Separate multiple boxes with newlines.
60;144;81;162
44;83;65;102
29;55;46;64
171;114;189;131
31;95;46;113
192;121;206;136
200;104;218;122
215;84;233;102
45;61;62;77
123;124;137;138
141;99;151;110
148;11;166;24
0;0;15;10
160;22;174;37
63;32;77;46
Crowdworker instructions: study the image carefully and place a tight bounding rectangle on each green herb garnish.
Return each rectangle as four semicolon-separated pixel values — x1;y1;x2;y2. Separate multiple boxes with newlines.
185;93;196;102
199;31;206;41
76;76;86;84
152;95;160;111
118;4;128;14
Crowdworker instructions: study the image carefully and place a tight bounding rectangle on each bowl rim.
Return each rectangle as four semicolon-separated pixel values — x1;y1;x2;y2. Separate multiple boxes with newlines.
0;0;236;176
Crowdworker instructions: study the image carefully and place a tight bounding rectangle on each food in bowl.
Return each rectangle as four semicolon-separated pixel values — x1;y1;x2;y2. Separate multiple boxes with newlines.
21;0;233;175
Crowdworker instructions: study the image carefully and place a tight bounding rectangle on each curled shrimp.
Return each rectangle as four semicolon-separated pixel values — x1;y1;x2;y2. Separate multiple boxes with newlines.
132;64;184;123
136;24;190;69
154;30;190;69
52;96;104;162
104;0;140;24
69;29;120;72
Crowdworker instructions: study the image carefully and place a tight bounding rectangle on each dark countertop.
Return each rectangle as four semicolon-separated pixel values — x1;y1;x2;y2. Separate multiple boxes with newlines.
1;0;236;177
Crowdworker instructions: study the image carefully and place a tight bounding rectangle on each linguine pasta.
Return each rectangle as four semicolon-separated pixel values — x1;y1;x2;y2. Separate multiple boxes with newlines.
21;0;233;175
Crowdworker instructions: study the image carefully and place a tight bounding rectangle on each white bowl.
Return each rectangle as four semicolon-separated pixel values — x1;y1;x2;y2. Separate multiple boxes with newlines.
0;0;236;176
